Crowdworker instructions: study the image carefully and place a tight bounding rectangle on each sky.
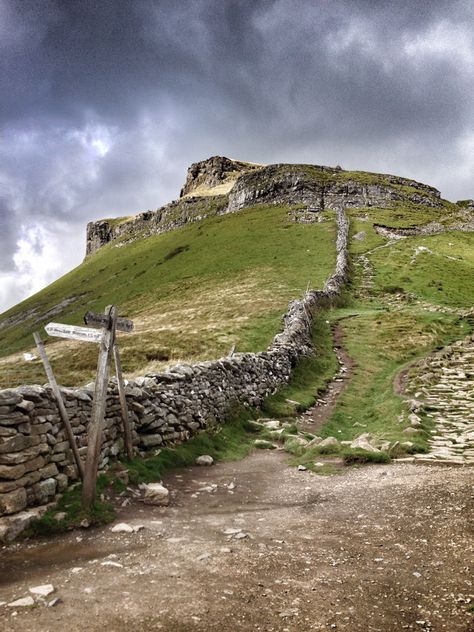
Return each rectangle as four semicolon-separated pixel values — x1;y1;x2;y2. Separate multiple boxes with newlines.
0;0;473;313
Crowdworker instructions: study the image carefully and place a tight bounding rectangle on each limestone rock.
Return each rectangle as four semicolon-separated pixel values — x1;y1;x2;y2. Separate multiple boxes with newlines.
196;455;214;466
111;522;135;533
350;433;380;453
254;439;276;450
29;584;55;597
8;596;35;607
0;488;27;515
140;434;163;447
259;419;280;430
142;482;169;506
319;436;340;448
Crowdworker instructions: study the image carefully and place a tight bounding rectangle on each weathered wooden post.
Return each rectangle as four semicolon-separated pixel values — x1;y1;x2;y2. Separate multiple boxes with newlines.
82;305;117;508
113;343;133;460
42;306;134;508
83;310;134;462
33;332;85;480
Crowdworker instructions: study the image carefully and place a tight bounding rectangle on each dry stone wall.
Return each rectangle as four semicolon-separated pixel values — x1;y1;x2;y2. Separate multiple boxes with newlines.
0;208;349;542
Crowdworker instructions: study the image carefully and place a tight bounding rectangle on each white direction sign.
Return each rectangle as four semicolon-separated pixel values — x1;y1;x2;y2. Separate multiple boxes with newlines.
45;322;102;343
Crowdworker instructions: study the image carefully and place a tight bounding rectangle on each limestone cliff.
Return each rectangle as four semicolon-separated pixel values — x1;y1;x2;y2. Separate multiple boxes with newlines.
179;156;262;197
85;156;446;257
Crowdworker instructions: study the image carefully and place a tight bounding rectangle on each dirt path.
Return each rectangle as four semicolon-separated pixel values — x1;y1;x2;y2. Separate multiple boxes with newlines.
298;323;355;434
1;452;473;632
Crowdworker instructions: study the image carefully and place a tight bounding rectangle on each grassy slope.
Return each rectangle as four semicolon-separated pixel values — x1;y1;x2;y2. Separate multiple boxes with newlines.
0;204;336;387
320;205;473;449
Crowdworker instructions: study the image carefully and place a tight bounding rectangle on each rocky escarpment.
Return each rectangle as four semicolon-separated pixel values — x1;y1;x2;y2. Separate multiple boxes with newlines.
227;163;443;212
86;195;228;256
86;156;446;257
180;156;262;197
0;207;349;541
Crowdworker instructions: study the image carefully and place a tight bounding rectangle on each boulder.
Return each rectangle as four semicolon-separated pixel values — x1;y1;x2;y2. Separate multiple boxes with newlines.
350;434;380;453
142;482;169;506
29;584;55;597
196;455;214;466
8;596;35;607
254;439;276;450
259;419;280;430
319;436;340;448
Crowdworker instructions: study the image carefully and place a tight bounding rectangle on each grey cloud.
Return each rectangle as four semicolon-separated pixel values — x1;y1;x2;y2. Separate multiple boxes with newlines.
0;0;473;312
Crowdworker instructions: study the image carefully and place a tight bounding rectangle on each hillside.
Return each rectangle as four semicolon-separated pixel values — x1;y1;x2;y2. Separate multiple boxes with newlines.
0;156;473;393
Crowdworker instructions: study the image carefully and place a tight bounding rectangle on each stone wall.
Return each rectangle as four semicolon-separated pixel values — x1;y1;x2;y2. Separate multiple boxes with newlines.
0;208;349;541
373;218;474;239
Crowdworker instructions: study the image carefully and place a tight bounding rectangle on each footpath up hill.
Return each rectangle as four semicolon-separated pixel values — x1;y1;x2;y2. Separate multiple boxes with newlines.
0;156;472;390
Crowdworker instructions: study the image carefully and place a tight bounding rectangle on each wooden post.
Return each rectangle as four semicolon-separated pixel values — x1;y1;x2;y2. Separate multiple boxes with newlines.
82;305;117;508
33;332;84;480
113;343;133;460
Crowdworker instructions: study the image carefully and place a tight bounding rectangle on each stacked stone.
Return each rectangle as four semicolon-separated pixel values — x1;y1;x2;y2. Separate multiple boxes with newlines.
0;387;69;537
404;335;474;466
1;207;349;540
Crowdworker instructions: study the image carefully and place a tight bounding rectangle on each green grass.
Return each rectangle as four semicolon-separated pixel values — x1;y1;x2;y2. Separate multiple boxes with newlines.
261;316;338;417
0;203;336;387
27;474;116;536
319;208;474;452
321;309;468;449
125;415;260;484
342;448;391;465
371;232;474;308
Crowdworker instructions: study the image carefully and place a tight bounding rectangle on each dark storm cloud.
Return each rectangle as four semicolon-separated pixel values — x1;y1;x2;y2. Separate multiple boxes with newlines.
0;0;473;311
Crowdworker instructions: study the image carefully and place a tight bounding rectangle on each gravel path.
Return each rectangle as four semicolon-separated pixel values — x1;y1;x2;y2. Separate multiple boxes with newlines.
1;452;473;631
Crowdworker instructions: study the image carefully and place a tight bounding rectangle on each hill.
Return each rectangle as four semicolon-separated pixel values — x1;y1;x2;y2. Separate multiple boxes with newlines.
0;156;473;393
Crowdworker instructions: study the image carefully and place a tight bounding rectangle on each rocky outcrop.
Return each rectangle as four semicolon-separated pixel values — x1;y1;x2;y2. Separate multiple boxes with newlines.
227;163;442;213
373;216;474;239
0;206;349;541
86;195;228;256
86;157;448;257
180;156;262;197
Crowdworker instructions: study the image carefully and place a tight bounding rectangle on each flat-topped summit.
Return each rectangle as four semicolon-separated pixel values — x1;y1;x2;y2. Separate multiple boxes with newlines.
85;156;451;256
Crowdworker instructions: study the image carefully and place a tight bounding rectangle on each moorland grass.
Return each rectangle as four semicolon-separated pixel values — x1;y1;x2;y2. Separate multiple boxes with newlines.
0;204;336;387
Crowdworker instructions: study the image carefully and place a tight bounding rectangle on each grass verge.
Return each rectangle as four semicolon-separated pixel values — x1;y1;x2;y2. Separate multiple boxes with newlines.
261;316;338;418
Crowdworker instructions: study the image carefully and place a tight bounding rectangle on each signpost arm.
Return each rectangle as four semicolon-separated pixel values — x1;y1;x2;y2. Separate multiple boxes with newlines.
33;332;84;480
82;305;117;508
113;343;133;460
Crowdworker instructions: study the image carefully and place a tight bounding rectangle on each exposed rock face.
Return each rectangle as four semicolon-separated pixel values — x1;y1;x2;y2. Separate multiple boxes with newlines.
180;156;261;197
86;221;114;256
85;156;447;257
85;195;228;256
227;163;442;213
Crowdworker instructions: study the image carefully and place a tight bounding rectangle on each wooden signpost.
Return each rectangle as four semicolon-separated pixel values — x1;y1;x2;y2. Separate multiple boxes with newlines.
45;323;103;343
33;332;85;480
36;305;134;509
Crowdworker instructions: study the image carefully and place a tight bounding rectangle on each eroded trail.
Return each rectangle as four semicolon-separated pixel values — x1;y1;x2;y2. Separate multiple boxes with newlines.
1;453;473;631
298;323;355;434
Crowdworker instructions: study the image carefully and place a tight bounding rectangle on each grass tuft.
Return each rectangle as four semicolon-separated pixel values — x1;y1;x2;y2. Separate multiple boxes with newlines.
342;449;391;465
